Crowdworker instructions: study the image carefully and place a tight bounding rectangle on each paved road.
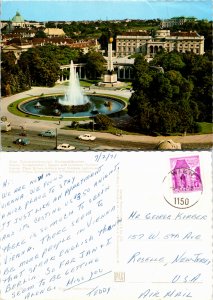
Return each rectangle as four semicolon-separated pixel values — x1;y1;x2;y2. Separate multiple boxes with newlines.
2;129;157;151
1;85;213;149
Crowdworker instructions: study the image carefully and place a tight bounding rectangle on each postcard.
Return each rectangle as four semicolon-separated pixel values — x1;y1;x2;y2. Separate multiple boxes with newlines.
0;151;212;300
1;1;212;151
1;1;212;300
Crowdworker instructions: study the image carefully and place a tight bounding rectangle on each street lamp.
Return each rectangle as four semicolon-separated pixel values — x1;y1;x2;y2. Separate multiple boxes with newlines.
55;128;58;149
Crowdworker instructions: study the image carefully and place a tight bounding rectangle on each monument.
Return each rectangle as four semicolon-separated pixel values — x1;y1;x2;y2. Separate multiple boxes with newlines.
102;36;117;84
99;34;125;88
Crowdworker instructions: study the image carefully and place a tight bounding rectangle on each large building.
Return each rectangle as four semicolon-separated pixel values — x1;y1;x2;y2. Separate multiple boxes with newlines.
2;35;100;60
116;30;205;59
7;11;44;28
44;28;65;37
161;17;197;28
11;11;25;27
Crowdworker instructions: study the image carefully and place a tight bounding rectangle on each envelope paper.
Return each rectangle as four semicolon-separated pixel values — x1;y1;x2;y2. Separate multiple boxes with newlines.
0;151;212;300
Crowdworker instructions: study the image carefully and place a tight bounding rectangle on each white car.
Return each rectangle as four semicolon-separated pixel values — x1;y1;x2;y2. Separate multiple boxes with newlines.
56;143;75;150
78;133;96;141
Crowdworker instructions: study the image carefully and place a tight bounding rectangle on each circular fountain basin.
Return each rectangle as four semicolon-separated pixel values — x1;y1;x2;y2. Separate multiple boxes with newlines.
19;94;126;118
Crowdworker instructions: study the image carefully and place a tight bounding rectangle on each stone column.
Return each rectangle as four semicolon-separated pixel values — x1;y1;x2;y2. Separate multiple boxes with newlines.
118;67;120;79
108;38;114;71
79;66;81;79
199;41;204;55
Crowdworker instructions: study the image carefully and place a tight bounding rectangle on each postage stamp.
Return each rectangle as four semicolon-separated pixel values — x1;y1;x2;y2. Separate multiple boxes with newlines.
163;155;203;209
170;155;203;194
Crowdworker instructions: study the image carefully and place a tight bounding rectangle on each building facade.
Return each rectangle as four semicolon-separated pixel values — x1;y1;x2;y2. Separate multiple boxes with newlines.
116;31;151;58
116;30;205;59
44;28;65;37
10;11;44;28
2;37;100;60
161;17;197;28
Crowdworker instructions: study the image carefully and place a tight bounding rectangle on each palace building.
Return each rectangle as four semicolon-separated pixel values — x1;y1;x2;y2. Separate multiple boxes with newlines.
116;30;204;59
160;17;197;28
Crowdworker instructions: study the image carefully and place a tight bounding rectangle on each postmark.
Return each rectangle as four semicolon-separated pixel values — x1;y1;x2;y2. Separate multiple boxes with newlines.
163;155;203;209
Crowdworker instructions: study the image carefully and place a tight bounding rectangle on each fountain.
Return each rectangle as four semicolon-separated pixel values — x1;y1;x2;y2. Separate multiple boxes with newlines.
57;61;91;113
59;61;89;106
19;61;126;117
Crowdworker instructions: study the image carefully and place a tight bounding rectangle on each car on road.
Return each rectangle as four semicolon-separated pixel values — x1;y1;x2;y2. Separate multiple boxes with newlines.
39;130;56;137
56;143;75;151
78;133;96;141
13;138;30;145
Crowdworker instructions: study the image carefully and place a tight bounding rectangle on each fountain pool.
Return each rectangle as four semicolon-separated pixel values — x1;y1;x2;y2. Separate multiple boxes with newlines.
19;94;125;118
19;60;125;118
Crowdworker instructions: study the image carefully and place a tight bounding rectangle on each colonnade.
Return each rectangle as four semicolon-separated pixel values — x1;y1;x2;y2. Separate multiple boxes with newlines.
57;63;87;83
56;63;134;83
115;65;134;80
147;45;163;57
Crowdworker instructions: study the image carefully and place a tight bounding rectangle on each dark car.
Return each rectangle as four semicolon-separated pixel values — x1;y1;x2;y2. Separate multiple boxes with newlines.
39;130;56;137
13;138;30;145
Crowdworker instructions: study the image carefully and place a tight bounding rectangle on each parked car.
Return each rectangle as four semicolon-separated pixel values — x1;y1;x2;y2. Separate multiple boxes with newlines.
13;138;30;145
78;133;96;141
56;143;75;151
39;130;56;137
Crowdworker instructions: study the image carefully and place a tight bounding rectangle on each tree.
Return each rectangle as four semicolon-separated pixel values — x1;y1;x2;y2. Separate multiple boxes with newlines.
98;33;109;51
128;52;198;134
51;45;82;65
148;73;173;104
132;55;152;91
19;46;60;87
129;93;154;133
181;52;212;122
1;52;30;96
94;114;114;130
151;51;185;71
85;51;106;79
152;102;179;134
34;30;47;38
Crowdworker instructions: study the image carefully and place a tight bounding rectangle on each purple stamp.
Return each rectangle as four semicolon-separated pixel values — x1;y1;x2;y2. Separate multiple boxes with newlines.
163;155;203;209
170;155;203;194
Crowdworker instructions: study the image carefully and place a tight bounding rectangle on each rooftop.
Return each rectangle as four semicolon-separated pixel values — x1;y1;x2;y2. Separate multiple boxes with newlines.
12;11;25;23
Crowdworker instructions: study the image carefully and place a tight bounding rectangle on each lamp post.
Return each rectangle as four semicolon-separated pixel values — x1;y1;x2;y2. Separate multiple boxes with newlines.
55;128;58;149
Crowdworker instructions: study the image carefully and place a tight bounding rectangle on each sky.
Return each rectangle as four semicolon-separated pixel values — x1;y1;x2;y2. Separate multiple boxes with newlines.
1;0;212;21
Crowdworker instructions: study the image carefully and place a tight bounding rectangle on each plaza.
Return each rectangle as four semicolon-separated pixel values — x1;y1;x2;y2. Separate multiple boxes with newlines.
2;85;212;151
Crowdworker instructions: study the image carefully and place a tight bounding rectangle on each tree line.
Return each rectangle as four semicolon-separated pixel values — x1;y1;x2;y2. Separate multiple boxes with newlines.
128;50;212;135
2;45;106;96
45;19;212;52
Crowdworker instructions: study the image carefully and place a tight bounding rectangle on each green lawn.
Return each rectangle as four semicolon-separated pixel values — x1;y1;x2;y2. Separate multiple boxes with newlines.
61;80;100;87
80;79;100;87
198;122;213;134
60;79;132;89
